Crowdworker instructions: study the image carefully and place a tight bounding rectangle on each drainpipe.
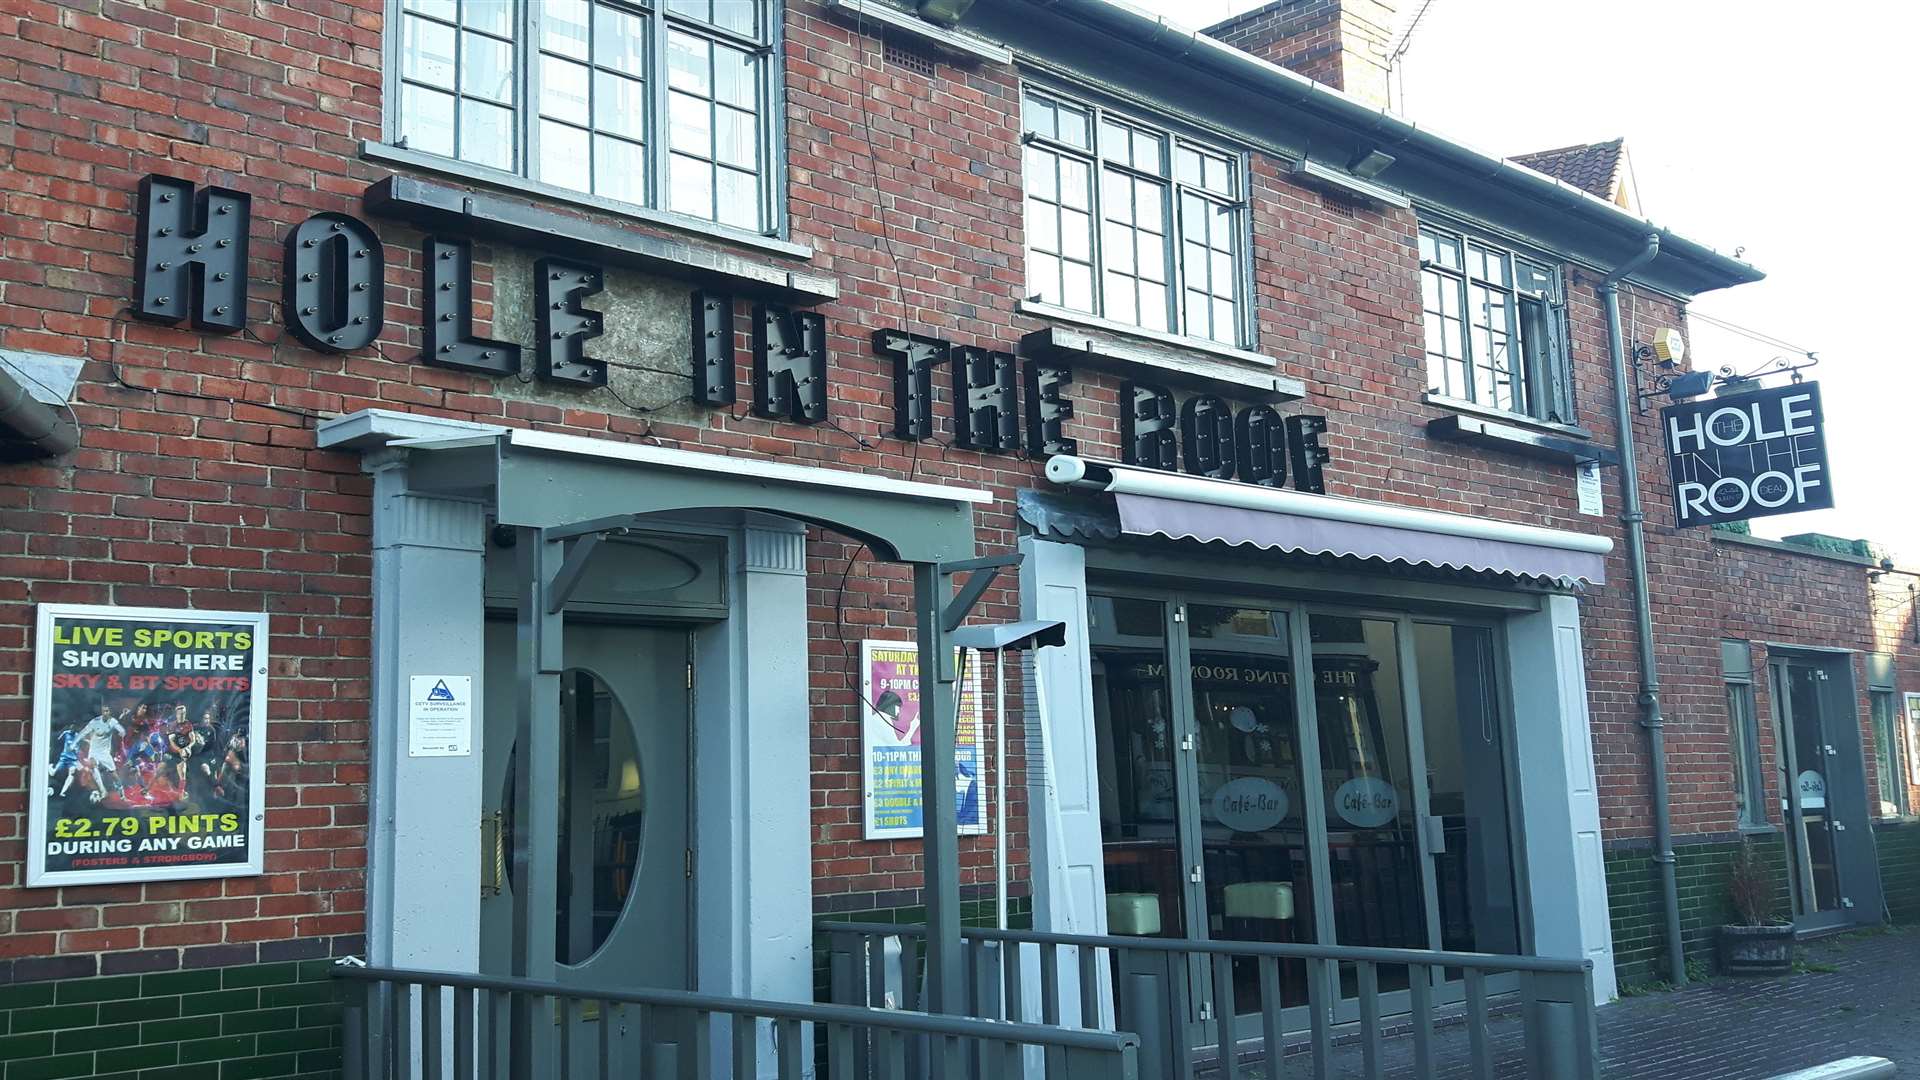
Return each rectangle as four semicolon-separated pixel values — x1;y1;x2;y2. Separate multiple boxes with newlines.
1600;234;1687;987
0;365;78;459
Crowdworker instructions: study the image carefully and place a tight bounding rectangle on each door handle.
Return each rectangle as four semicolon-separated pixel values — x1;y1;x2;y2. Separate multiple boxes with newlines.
480;811;505;897
1423;815;1447;855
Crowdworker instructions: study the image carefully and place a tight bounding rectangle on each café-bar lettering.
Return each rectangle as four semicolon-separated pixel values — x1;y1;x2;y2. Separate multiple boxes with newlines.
129;174;1331;487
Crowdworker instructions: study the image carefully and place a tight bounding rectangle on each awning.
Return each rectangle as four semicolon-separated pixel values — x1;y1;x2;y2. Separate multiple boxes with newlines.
1044;456;1613;585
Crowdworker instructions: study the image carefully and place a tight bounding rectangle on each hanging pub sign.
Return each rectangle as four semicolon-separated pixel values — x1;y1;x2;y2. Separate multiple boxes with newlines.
28;604;269;886
128;173;1334;486
1663;381;1833;528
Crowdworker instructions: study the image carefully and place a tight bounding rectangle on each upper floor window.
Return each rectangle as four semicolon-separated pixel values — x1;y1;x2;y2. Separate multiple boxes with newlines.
393;0;774;233
1419;224;1573;424
1020;89;1250;348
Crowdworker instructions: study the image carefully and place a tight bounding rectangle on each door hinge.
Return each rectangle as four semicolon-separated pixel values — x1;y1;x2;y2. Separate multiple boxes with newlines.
686;848;695;878
1189;864;1203;884
1832;821;1846;832
1180;734;1194;752
1173;605;1185;624
1841;897;1855;909
686;663;693;690
1825;744;1836;756
1198;1001;1214;1021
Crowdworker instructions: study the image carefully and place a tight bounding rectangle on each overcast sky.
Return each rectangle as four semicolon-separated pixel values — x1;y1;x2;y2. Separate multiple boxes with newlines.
1130;0;1917;557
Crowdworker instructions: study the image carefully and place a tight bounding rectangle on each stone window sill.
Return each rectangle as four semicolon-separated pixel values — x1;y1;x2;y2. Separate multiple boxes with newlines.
1016;300;1305;401
1423;392;1594;441
361;140;813;261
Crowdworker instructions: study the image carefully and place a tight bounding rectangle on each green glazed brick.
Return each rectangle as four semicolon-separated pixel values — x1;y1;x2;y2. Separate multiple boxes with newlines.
220;1010;298;1038
0;1035;54;1063
292;1047;340;1074
0;986;56;1012
253;1029;329;1056
115;997;182;1023
134;1064;221;1080
53;1022;141;1054
179;990;260;1019
3;1052;97;1080
176;1035;255;1065
255;985;329;1010
8;1007;98;1036
99;1041;176;1071
293;1004;339;1030
53;977;144;1007
142;972;222;997
142;1015;221;1045
293;962;334;984
218;1052;299;1080
220;966;301;993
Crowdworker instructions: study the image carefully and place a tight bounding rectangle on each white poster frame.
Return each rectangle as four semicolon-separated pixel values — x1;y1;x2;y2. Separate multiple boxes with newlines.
859;639;988;841
28;603;271;887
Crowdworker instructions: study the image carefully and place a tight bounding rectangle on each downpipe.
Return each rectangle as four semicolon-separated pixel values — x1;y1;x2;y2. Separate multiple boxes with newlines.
1600;235;1688;987
0;365;77;459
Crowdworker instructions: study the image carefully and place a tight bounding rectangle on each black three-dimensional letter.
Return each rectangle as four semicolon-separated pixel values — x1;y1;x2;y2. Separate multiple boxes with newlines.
420;237;520;376
753;305;828;424
283;213;385;353
535;258;606;387
134;175;250;332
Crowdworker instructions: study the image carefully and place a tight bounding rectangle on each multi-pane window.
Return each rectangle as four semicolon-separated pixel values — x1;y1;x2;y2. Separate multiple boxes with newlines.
1420;225;1573;423
1021;89;1248;347
1871;690;1908;817
1723;641;1766;829
394;0;773;233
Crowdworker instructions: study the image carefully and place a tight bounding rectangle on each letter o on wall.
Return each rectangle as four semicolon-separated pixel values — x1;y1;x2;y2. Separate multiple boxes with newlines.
283;212;386;353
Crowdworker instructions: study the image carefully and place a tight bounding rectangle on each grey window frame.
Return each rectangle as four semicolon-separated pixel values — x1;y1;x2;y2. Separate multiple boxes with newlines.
384;0;784;237
1419;221;1574;424
1870;689;1908;817
1018;85;1254;349
1722;640;1767;829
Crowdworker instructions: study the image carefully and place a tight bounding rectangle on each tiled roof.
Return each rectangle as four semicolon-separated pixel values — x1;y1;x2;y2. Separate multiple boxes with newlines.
1509;138;1626;200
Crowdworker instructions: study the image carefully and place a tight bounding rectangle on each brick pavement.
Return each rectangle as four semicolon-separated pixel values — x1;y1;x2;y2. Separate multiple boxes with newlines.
1269;925;1920;1078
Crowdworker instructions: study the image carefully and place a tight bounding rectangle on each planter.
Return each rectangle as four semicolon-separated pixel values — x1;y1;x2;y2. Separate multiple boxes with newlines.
1717;923;1795;976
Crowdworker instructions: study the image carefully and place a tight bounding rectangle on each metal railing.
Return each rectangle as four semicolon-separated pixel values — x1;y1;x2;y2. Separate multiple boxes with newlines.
820;922;1598;1080
333;962;1139;1080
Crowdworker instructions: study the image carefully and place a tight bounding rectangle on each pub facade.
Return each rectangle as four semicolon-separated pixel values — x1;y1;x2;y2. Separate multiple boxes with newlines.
0;0;1914;1073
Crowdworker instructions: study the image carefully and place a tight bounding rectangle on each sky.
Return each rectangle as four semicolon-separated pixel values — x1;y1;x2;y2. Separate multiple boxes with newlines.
1130;0;1918;557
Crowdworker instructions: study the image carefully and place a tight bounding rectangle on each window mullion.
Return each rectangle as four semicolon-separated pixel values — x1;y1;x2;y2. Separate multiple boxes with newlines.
648;2;670;213
523;3;542;184
1169;181;1190;336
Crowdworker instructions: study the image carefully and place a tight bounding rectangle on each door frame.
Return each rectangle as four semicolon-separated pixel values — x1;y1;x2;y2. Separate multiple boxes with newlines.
1086;580;1534;1038
1768;648;1885;933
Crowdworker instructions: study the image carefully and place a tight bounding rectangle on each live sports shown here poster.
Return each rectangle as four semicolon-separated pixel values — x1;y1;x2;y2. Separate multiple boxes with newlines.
860;640;987;840
29;604;270;886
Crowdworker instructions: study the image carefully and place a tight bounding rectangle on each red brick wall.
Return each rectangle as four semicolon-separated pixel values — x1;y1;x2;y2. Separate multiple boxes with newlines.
0;0;1793;975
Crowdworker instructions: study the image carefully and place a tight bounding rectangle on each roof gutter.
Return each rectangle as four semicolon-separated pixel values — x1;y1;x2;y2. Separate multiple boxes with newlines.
0;362;78;461
1048;1;1762;292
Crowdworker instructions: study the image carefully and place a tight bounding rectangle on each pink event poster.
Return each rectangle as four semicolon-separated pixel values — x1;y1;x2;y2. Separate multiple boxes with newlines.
860;640;986;840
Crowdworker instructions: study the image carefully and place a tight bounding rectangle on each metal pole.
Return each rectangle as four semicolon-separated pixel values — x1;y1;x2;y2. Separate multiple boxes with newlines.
994;649;1008;931
512;529;564;1071
1600;235;1688;987
914;562;964;1014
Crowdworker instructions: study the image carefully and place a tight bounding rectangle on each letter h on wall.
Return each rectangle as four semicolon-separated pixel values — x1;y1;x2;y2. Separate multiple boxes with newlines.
133;176;250;333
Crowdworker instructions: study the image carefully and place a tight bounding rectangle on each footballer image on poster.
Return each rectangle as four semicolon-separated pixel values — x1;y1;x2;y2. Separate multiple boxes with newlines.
29;604;270;886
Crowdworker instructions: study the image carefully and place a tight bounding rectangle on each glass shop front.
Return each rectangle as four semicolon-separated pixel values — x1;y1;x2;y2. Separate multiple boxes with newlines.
1088;588;1525;1018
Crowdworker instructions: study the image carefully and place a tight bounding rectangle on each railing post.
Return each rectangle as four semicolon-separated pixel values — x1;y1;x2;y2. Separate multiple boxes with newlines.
1521;969;1585;1080
344;979;368;1080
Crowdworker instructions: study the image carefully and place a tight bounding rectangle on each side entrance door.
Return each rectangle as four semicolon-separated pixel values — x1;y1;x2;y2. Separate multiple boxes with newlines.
1771;653;1884;932
479;619;694;1062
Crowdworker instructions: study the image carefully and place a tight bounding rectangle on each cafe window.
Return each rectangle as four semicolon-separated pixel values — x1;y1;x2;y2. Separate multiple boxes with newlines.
1419;224;1574;424
1020;89;1250;347
391;0;775;233
1722;640;1766;828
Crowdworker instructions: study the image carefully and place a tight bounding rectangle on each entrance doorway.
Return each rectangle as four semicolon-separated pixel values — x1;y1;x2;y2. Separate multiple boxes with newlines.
479;620;693;1056
1088;592;1524;1030
1769;652;1883;932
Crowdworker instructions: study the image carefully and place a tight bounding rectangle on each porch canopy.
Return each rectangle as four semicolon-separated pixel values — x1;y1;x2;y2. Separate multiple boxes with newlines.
1044;455;1613;585
319;411;992;1046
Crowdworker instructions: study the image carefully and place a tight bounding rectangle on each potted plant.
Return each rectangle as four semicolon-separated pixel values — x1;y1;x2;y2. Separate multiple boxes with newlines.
1716;839;1794;976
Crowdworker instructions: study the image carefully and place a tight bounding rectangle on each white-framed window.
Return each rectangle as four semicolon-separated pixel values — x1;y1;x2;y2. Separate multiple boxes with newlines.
392;0;775;233
1020;88;1250;347
1870;689;1908;817
1419;223;1574;424
1723;640;1766;829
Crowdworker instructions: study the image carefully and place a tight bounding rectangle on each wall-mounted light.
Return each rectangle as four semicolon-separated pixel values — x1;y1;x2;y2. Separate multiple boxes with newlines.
1662;369;1714;400
917;0;976;26
1348;148;1397;179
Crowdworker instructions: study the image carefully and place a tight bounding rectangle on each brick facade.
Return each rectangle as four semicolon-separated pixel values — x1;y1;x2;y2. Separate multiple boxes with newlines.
0;0;1909;1057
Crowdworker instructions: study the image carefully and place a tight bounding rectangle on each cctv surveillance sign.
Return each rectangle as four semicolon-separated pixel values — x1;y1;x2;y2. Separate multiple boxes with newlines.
1663;382;1833;527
